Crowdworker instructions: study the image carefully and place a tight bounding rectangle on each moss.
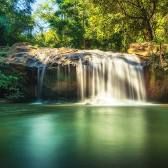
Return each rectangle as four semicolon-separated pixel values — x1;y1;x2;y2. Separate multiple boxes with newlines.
0;51;8;57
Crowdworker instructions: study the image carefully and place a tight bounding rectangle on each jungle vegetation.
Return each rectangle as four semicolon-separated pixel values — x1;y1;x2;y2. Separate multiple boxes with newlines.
0;0;167;50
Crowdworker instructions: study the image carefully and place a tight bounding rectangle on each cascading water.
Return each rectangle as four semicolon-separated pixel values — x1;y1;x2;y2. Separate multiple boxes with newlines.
36;55;49;100
34;49;146;105
76;51;146;105
37;65;47;99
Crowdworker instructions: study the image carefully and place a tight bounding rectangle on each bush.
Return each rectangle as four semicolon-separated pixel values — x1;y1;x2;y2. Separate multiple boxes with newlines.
0;70;24;101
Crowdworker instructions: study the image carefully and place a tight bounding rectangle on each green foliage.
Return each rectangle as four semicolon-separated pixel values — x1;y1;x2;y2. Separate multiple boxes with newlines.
0;47;10;58
34;0;85;48
0;71;17;89
92;0;168;43
1;0;168;50
34;29;59;47
33;0;167;51
0;0;35;45
0;52;8;58
0;70;24;101
5;87;24;101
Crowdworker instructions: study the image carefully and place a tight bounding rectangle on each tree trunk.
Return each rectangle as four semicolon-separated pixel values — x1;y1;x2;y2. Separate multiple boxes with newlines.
143;20;154;41
159;43;163;66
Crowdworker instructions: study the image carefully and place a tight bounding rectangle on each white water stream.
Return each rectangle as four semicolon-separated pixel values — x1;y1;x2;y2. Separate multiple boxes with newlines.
35;50;146;105
76;51;146;105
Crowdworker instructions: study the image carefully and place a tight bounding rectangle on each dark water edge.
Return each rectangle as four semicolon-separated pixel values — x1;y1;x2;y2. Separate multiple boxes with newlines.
0;103;168;168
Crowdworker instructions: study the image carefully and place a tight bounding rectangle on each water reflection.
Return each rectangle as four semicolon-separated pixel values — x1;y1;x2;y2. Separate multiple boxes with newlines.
0;105;168;168
75;108;147;164
26;115;62;167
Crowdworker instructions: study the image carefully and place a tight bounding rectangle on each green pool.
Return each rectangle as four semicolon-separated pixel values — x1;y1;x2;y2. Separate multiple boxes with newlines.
0;103;168;168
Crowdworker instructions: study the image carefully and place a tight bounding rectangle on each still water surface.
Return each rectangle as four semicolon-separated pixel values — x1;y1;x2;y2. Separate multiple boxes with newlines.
0;103;168;168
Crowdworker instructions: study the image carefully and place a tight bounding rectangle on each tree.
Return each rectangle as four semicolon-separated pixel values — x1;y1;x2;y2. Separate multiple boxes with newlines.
0;0;35;45
32;0;168;50
34;0;89;48
92;0;168;42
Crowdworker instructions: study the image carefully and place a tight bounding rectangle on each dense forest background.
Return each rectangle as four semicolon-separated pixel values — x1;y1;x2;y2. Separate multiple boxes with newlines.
0;0;168;51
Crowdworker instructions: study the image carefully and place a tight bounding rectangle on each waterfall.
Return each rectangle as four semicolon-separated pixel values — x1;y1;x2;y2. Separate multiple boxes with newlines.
34;49;146;105
36;56;49;100
37;65;47;99
76;51;146;105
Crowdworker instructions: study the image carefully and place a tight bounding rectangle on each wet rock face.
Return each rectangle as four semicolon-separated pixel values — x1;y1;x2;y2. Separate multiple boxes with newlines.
144;66;168;103
42;67;78;101
4;43;80;68
4;43;143;68
1;43;168;103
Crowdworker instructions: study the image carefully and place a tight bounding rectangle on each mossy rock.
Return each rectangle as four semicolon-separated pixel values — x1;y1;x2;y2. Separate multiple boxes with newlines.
128;42;168;58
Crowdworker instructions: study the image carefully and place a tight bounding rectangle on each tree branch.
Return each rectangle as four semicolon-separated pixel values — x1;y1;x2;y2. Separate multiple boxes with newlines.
149;0;157;19
116;0;144;19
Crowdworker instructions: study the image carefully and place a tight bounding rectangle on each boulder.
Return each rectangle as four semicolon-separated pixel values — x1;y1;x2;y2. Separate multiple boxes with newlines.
3;43;81;68
128;42;168;58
